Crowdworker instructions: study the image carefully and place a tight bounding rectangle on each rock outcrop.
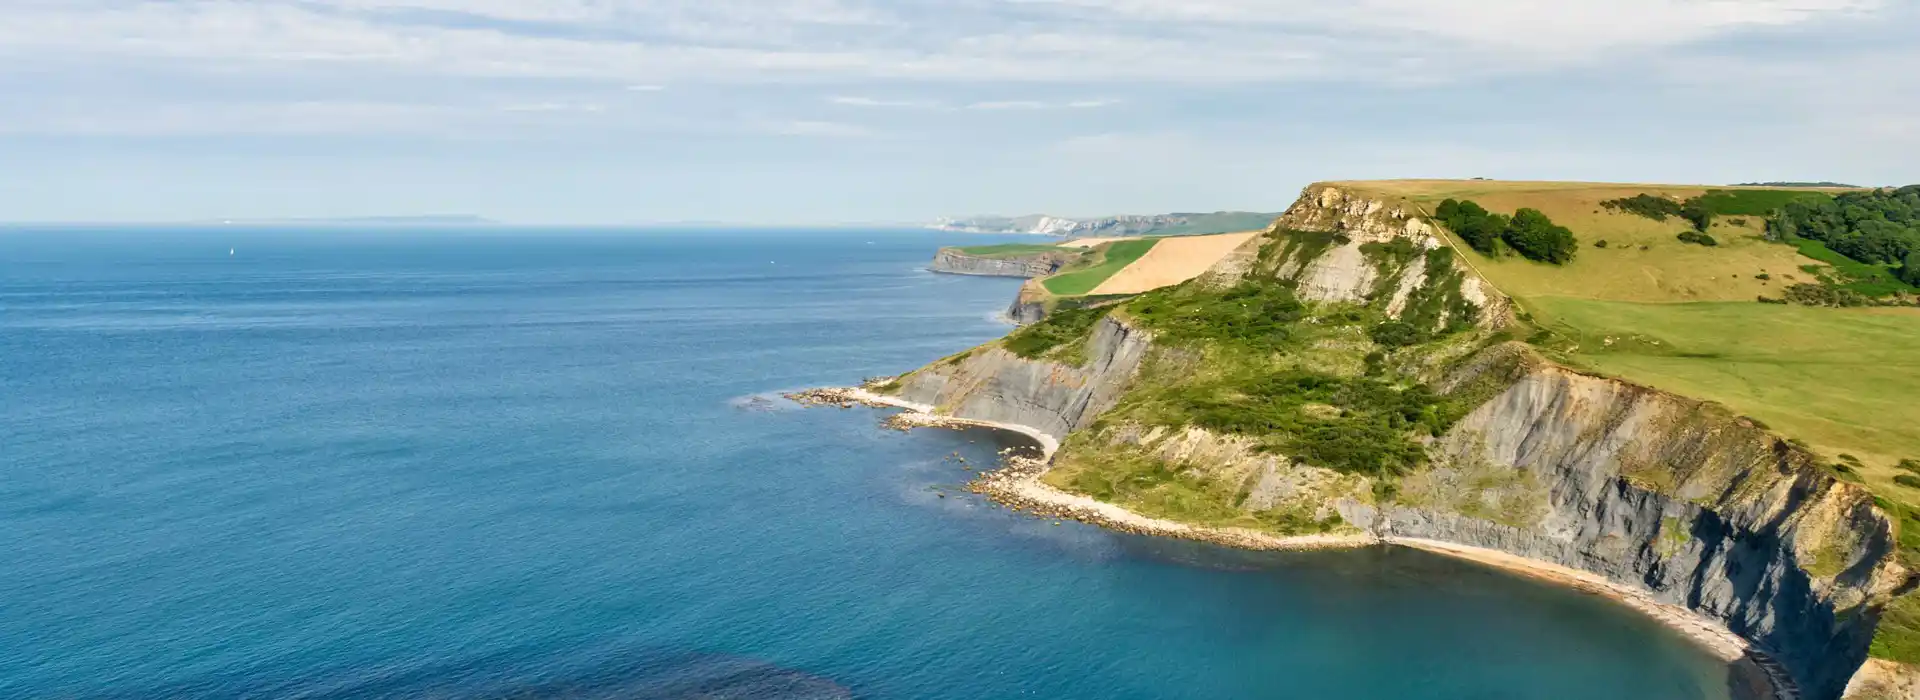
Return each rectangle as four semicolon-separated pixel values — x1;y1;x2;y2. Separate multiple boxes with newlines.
893;314;1151;439
1205;185;1513;328
1004;282;1049;325
928;248;1072;278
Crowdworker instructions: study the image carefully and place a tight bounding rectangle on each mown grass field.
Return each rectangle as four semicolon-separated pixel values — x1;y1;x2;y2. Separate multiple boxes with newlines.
1525;296;1920;493
1042;239;1159;295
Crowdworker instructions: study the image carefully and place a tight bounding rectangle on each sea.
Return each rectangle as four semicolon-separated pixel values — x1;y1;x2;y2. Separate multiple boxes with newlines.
1;226;1741;699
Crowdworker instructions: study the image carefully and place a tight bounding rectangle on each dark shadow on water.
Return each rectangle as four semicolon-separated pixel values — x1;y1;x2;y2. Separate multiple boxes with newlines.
1108;536;1780;700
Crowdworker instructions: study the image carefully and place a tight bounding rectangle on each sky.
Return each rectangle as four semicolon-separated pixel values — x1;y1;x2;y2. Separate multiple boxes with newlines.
1;0;1916;224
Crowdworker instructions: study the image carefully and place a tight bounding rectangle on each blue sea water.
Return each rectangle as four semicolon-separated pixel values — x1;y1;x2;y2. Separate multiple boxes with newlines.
2;227;1742;699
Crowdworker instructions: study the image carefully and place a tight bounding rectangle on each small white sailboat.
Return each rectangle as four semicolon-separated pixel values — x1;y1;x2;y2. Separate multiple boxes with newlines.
229;248;235;256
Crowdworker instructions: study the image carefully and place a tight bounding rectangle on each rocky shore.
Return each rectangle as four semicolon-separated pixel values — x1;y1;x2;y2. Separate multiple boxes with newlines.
788;383;1798;699
965;448;1375;552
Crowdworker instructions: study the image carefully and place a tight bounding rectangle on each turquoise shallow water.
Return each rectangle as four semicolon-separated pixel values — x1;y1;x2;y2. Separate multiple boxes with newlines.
2;227;1739;699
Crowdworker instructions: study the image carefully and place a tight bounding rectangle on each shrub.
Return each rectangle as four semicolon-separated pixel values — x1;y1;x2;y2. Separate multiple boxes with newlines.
1145;370;1460;477
1594;240;1609;249
1898;475;1920;490
1784;283;1871;308
1677;231;1719;247
1756;273;1772;281
1897;459;1920;475
1127;282;1305;352
1002;306;1110;359
1369;321;1422;348
1757;296;1788;304
1681;203;1715;232
1601;194;1685;221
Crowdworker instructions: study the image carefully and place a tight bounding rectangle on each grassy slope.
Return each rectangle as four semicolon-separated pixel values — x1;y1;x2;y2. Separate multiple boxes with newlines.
1042;239;1159;296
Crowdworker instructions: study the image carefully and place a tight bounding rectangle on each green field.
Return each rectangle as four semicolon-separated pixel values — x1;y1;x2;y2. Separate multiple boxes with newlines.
1041;239;1159;296
1526;296;1920;491
953;243;1070;258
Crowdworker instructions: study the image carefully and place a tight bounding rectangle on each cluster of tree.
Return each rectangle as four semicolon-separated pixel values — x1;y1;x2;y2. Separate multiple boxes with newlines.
1676;231;1718;247
1601;194;1685;221
1769;186;1920;284
1735;181;1859;188
1605;189;1832;234
1433;199;1578;265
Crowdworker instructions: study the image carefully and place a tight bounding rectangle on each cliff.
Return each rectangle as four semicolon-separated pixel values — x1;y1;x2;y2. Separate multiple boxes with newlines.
893;312;1152;439
872;184;1915;699
928;247;1073;278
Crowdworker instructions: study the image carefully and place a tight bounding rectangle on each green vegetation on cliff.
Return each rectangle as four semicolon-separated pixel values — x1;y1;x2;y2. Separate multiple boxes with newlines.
1043;440;1347;535
1002;305;1112;361
1100;280;1482;477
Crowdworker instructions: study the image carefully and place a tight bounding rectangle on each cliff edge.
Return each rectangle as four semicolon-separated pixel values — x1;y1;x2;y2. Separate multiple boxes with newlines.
871;184;1916;700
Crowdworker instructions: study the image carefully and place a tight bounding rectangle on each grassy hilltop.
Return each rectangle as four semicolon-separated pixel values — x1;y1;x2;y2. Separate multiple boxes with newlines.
1321;180;1920;495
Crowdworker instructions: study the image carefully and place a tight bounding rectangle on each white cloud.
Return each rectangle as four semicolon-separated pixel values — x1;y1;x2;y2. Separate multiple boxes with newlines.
829;96;937;108
500;102;604;113
966;101;1050;110
771;120;879;138
0;0;1906;143
966;99;1119;110
0;0;1890;86
0;100;459;136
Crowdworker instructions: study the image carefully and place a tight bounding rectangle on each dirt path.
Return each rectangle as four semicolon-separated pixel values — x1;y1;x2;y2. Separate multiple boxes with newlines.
1088;232;1258;295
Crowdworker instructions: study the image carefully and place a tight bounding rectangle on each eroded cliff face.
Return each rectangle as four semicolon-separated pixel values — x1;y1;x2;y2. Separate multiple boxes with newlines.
1364;347;1899;699
1005;281;1049;326
928;248;1071;278
894;313;1151;438
882;184;1910;699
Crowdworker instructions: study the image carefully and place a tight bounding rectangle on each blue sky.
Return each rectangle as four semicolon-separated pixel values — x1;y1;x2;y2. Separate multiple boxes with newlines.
1;0;1915;224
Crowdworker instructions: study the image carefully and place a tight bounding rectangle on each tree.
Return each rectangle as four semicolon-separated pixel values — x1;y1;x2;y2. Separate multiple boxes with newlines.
1903;250;1920;287
1502;208;1579;264
1435;199;1506;254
